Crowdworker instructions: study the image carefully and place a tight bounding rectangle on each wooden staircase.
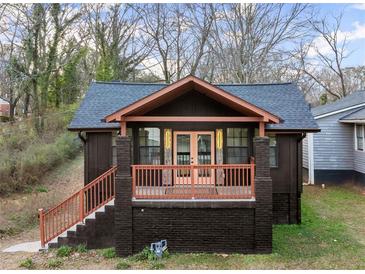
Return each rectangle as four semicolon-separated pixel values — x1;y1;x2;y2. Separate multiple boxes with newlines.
39;166;117;249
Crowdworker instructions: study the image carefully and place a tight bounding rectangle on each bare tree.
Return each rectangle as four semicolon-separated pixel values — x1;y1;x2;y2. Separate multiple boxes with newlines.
299;14;350;100
85;4;150;81
136;4;215;83
12;4;82;131
0;4;27;120
210;3;310;83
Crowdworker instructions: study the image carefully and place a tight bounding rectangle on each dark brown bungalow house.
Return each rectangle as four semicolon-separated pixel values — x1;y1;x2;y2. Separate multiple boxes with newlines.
38;76;318;256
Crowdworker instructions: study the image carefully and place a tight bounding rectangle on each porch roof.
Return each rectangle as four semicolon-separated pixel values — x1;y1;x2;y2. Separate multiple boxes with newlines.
69;78;318;131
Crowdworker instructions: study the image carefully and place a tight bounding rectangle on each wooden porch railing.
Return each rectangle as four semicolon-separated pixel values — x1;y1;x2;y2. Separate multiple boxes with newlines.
132;160;255;200
38;166;117;248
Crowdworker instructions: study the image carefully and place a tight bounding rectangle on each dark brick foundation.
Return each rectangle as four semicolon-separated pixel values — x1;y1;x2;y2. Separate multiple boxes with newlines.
114;135;274;256
273;193;301;224
132;206;255;253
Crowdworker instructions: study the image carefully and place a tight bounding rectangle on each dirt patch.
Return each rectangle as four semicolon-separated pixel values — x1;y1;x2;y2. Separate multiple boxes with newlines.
0;153;83;248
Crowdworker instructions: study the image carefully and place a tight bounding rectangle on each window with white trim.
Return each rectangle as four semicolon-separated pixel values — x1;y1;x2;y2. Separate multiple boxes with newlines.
355;124;364;151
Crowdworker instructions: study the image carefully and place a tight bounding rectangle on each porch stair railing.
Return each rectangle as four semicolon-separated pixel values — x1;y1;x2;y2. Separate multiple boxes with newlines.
38;166;117;248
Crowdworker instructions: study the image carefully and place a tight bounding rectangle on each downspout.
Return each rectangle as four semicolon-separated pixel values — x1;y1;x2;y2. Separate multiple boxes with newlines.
78;131;86;144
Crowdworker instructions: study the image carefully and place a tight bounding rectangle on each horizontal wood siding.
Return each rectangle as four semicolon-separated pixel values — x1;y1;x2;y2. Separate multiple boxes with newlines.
313;110;356;170
354;150;365;174
302;136;308;169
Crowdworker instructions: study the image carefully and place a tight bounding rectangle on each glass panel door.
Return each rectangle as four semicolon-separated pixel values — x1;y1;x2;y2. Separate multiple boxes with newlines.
173;131;215;185
197;134;211;165
176;134;191;179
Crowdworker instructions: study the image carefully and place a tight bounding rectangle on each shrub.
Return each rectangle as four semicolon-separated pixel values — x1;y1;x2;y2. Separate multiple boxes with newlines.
57;245;73;257
75;244;87;253
131;247;159;262
48;258;63;269
116;260;130;270
0;106;81;195
19;258;34;269
102;248;117;259
76;244;87;253
101;248;117;259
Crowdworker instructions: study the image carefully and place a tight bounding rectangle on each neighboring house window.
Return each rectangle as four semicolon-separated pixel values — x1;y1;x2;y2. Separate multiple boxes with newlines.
226;128;248;163
356;125;364;151
138;128;160;164
112;129;133;165
268;134;278;167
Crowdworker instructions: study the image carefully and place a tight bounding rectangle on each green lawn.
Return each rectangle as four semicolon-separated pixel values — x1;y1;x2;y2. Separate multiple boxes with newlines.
18;185;365;270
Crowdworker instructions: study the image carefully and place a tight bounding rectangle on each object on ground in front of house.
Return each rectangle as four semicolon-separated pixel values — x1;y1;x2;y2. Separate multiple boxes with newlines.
150;240;167;258
38;76;319;256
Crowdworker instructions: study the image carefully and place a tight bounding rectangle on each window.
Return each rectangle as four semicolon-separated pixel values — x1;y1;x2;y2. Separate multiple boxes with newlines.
112;129;133;165
138;128;160;164
356;125;364;151
226;128;248;164
268;134;278;167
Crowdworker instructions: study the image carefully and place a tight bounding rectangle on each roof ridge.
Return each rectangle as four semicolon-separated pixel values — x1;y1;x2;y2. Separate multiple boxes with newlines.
217;82;293;86
92;80;294;86
314;90;365;110
339;105;365;120
93;81;167;86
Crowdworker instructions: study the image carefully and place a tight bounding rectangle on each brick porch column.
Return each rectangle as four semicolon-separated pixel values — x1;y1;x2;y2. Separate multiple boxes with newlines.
115;136;133;257
253;136;272;253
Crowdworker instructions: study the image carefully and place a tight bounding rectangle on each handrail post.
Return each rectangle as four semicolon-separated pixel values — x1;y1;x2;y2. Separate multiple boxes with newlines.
132;166;136;199
39;208;45;248
191;165;195;199
250;158;255;198
79;190;84;222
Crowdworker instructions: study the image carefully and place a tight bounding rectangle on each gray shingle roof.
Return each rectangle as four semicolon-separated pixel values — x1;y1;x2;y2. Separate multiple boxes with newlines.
69;81;318;131
339;106;365;121
312;90;365;117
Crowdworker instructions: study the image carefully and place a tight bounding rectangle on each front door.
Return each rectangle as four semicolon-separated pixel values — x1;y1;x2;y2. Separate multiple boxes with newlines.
173;131;215;185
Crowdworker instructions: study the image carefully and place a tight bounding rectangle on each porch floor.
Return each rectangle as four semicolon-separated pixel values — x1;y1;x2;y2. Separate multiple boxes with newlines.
134;185;253;199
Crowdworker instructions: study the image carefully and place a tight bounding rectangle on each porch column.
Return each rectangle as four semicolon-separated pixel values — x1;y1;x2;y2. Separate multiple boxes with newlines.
115;136;133;257
253;136;272;253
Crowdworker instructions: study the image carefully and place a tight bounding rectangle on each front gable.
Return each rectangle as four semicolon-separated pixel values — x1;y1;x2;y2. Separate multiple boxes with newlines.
105;76;280;124
144;90;243;117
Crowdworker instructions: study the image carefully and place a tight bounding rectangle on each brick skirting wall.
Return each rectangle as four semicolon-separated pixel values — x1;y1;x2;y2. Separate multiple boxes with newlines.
132;207;255;253
273;193;301;224
114;136;273;256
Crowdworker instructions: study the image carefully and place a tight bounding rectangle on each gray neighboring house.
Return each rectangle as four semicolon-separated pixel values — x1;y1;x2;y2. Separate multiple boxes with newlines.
303;90;365;185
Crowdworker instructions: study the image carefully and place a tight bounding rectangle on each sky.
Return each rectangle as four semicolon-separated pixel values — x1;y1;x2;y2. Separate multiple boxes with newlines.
312;3;365;67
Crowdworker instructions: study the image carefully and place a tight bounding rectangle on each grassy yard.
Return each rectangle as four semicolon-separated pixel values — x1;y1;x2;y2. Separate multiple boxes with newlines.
9;184;365;270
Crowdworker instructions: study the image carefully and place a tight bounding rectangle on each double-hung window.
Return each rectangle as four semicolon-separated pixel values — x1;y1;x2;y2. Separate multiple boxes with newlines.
138;128;161;164
356;125;364;151
226;128;248;164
